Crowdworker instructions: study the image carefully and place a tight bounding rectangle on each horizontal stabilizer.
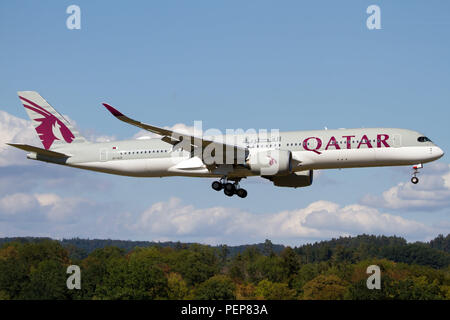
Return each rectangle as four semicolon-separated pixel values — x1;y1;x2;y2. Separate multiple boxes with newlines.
7;143;70;158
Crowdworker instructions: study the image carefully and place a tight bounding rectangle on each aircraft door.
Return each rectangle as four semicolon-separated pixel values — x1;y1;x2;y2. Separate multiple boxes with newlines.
393;134;402;147
100;148;108;161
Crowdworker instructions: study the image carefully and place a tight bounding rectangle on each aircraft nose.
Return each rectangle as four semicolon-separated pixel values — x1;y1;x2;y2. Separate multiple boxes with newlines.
434;147;444;159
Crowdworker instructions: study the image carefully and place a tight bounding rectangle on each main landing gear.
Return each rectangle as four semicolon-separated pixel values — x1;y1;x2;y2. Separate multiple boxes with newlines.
411;164;423;184
212;177;248;198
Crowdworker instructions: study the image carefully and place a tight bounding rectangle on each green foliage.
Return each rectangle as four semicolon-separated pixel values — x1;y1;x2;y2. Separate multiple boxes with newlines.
94;255;168;300
291;264;321;295
0;235;449;300
253;256;285;283
295;235;450;269
22;260;68;300
167;273;189;299
429;234;450;253
171;244;220;286
380;243;450;269
302;275;348;300
0;240;70;299
194;275;236;300
74;246;125;299
255;279;297;300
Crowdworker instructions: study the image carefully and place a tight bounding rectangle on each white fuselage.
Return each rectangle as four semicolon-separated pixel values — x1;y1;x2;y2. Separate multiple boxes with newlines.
36;127;443;179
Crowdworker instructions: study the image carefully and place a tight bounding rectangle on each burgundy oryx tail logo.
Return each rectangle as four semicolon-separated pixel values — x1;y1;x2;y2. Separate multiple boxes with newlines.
268;156;277;166
19;96;75;150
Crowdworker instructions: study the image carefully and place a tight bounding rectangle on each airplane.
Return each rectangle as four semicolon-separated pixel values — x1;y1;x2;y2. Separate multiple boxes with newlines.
8;91;445;198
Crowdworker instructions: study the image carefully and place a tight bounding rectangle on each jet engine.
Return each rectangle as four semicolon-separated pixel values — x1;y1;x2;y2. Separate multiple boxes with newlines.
246;150;292;176
269;170;314;188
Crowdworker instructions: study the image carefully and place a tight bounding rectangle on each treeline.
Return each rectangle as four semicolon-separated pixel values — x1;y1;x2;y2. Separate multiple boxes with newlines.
0;237;286;260
295;234;450;269
1;234;448;263
0;235;449;300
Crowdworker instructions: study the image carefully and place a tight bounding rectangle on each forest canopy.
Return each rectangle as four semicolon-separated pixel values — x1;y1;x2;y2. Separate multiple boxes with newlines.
0;234;449;300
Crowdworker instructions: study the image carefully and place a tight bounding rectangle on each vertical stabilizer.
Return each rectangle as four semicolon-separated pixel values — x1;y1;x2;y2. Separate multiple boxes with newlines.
17;91;87;150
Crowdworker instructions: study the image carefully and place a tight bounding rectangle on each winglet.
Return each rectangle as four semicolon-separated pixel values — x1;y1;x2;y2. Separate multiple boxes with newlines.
102;103;124;117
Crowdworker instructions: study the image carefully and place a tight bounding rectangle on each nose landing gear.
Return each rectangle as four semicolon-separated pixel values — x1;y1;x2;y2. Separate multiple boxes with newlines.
411;164;423;184
211;177;247;198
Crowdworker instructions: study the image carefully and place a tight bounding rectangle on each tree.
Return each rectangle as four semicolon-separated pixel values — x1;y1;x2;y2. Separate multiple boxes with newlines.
291;264;320;295
0;246;28;299
218;245;230;266
255;280;297;300
229;253;246;282
172;245;219;286
302;275;348;300
253;255;285;283
0;241;70;299
429;234;450;252
95;255;168;300
127;255;168;299
22;260;68;300
236;283;256;300
77;246;125;299
195;275;236;300
280;247;301;285
167;273;189;300
263;239;274;257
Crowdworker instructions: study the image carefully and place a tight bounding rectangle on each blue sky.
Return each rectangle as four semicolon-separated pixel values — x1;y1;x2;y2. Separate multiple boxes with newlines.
0;1;449;245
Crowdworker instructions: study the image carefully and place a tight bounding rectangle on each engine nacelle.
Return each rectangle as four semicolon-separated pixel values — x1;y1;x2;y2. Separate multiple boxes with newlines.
246;150;292;176
270;170;314;188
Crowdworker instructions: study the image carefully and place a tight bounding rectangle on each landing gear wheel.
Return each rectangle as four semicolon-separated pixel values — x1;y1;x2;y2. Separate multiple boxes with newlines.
411;177;419;184
236;188;248;198
224;189;234;197
224;183;236;194
212;181;222;191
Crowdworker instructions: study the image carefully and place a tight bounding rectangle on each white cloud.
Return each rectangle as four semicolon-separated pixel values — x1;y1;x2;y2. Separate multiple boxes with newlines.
0;192;90;222
361;163;450;211
303;203;427;235
0;110;40;166
126;197;435;245
0;193;40;215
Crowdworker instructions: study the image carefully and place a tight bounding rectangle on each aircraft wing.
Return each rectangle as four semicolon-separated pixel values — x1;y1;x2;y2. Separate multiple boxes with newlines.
7;143;70;158
102;103;248;164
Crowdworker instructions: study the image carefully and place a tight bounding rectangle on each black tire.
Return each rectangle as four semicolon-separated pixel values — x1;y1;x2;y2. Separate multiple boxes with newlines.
411;177;419;184
212;181;222;191
224;183;236;193
236;188;248;198
224;189;234;197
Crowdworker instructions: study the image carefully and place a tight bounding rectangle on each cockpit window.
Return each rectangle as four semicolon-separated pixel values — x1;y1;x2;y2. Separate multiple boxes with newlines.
418;136;432;143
